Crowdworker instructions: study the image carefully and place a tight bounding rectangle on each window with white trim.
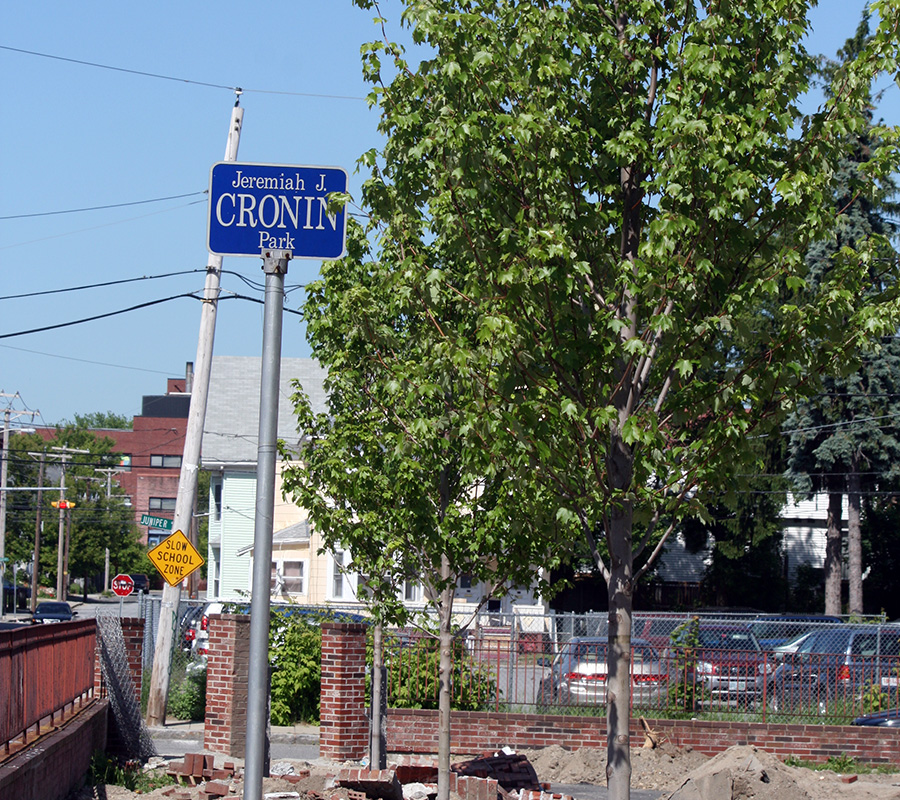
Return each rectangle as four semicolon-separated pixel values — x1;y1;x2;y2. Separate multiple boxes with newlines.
150;454;182;468
271;560;305;595
149;497;176;511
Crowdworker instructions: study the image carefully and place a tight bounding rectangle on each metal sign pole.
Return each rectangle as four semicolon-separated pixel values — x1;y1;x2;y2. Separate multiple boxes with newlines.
244;249;289;800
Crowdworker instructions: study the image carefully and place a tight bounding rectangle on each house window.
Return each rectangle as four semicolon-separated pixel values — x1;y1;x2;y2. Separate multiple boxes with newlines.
150;454;182;468
213;482;222;522
404;581;421;602
459;573;473;589
271;561;305;595
332;550;346;599
149;497;176;511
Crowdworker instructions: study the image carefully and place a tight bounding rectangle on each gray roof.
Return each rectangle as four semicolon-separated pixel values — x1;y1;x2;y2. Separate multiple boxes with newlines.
203;356;327;465
237;520;311;555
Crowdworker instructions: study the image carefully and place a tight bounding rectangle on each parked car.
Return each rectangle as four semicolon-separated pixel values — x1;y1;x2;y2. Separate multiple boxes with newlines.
852;708;900;727
32;601;76;623
537;637;668;707
749;614;841;650
765;625;900;714
130;574;150;593
670;624;769;708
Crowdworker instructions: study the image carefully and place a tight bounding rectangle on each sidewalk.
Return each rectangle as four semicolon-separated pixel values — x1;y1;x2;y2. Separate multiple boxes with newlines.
147;718;320;745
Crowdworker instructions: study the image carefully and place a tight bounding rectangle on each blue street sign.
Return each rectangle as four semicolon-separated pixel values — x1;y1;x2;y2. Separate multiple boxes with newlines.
207;162;348;259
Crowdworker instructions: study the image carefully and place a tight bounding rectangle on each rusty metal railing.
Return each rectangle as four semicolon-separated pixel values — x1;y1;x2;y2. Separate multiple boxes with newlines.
0;619;97;758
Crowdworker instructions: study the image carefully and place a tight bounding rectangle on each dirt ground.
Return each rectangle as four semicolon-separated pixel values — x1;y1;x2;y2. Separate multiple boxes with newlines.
68;744;900;800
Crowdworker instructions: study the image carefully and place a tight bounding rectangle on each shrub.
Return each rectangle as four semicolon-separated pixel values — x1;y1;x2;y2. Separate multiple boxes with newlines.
385;635;497;711
168;666;207;721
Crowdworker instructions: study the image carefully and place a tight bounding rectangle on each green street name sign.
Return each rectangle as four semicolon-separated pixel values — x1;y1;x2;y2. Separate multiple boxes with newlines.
141;514;173;531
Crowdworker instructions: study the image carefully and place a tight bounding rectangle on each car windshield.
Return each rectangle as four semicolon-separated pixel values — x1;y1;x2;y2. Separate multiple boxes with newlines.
698;630;759;650
37;603;68;613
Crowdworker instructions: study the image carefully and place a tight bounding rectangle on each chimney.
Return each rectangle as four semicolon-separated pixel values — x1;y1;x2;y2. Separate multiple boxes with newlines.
185;362;194;394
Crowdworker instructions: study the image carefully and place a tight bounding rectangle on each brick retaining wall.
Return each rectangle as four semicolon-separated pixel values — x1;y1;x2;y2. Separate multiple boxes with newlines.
386;708;900;765
320;623;369;761
204;613;251;757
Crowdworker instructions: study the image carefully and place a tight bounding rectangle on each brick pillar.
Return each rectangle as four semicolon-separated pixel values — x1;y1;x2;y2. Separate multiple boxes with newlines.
94;617;144;706
204;613;250;757
320;622;368;761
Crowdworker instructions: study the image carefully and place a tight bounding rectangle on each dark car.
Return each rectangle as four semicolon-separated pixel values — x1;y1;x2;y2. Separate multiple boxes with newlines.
130;574;150;593
766;625;900;714
852;708;900;727
32;601;76;623
538;637;668;707
749;614;842;650
670;624;769;708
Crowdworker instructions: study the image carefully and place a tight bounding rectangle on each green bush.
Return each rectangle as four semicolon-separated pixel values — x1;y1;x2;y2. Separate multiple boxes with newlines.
168;667;207;721
386;636;497;711
666;616;709;716
269;612;322;725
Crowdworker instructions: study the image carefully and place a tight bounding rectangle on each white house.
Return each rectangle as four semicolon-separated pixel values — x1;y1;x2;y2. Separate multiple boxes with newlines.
202;355;544;622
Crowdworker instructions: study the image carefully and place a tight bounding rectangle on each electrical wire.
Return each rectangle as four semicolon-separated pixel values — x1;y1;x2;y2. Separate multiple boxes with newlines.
0;293;202;340
0;269;207;301
0;44;367;101
0;191;207;221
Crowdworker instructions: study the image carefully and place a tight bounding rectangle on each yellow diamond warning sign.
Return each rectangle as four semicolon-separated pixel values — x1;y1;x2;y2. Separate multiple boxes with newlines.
148;529;204;587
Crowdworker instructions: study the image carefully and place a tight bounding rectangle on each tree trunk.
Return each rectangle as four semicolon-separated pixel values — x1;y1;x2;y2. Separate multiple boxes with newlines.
606;432;634;800
847;462;863;615
436;554;454;800
371;622;384;769
824;489;843;616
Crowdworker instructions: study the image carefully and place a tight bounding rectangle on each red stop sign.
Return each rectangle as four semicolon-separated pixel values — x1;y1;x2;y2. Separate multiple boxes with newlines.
112;574;134;597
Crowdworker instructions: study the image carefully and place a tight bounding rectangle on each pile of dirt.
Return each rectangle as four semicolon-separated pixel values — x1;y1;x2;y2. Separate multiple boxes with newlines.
524;744;900;800
521;743;708;791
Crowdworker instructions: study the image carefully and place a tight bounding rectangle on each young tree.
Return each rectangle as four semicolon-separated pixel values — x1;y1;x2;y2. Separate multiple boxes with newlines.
349;2;900;797
284;223;566;790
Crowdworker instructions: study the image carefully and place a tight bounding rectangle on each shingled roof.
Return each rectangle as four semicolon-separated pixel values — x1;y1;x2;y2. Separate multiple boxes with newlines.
202;356;328;466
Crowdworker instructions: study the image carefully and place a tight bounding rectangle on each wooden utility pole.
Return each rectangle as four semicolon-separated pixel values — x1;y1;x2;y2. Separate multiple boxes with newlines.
146;98;243;727
30;451;44;613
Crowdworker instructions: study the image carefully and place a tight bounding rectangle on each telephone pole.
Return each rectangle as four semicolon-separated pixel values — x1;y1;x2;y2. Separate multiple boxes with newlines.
50;446;89;600
30;451;44;613
146;98;243;727
0;393;38;618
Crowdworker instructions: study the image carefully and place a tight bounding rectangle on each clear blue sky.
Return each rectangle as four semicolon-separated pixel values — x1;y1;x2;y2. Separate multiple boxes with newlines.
1;0;895;427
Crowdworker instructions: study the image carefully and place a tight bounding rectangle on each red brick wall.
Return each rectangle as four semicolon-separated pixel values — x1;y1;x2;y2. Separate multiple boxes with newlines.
385;709;900;765
204;614;250;758
94;618;143;705
320;623;369;761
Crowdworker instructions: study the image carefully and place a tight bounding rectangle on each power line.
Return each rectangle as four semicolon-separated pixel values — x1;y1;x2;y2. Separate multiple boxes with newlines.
0;198;207;251
0;191;206;221
0;44;367;101
0;269;207;301
0;293;202;340
0;343;174;377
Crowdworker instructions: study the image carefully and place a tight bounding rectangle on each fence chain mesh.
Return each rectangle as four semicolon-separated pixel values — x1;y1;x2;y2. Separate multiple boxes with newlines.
97;612;157;762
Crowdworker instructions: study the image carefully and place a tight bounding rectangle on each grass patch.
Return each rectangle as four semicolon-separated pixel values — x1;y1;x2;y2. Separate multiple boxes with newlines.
88;751;175;792
784;753;898;775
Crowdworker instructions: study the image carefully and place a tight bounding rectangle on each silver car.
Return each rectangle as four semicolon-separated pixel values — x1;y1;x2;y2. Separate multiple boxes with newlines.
538;637;668;707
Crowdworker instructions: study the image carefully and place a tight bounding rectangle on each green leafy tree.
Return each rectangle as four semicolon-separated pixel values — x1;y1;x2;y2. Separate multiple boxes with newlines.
683;436;789;610
285;221;567;785
6;426;142;596
347;2;900;797
67;411;133;430
784;16;900;617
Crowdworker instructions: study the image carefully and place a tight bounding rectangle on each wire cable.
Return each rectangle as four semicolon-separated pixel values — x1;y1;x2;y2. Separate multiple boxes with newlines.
0;44;367;101
0;269;207;301
0;293;202;340
0;191;207;221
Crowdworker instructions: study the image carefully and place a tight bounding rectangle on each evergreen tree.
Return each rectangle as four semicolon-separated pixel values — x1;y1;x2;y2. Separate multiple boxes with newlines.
785;16;900;616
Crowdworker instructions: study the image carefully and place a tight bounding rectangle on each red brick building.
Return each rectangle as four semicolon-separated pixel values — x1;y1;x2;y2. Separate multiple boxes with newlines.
37;367;191;545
